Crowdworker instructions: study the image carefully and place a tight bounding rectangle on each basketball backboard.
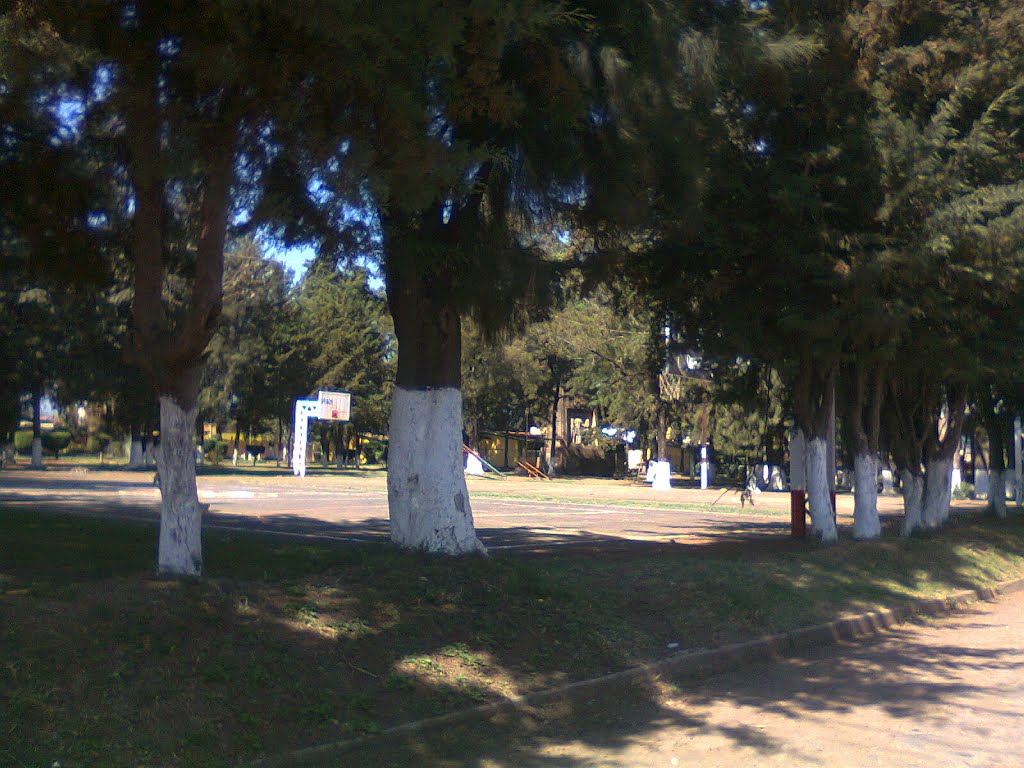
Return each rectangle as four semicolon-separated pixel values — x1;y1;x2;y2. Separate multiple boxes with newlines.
318;390;351;422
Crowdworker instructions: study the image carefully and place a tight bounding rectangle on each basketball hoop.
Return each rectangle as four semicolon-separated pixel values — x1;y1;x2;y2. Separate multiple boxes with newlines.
292;390;352;476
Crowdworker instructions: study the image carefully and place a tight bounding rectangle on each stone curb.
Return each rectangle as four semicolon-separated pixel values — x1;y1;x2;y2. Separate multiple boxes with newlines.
245;577;1024;768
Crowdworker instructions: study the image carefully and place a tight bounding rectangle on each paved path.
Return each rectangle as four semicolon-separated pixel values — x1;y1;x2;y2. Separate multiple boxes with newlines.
351;589;1024;767
0;465;967;554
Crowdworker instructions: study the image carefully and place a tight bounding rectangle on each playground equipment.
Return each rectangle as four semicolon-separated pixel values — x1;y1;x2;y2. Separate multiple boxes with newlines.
463;444;506;478
517;459;550;479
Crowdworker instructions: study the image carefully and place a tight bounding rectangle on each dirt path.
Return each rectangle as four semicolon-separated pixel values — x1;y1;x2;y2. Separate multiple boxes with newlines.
346;588;1024;767
0;466;986;553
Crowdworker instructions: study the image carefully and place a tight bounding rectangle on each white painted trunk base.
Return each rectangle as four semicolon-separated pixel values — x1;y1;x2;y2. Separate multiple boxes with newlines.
128;439;144;468
157;396;203;577
30;437;43;468
805;436;837;543
651;460;672;491
387;387;485;555
900;470;925;537
922;457;953;529
989;469;1007;519
852;453;881;540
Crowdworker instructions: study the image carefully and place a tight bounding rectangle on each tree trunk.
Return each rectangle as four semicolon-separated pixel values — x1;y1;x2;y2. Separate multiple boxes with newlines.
125;90;235;577
852;452;881;539
885;370;932;537
320;425;330;468
989;467;1007;519
974;391;1007;518
805;435;838;542
156;394;203;577
657;407;669;462
275;415;282;467
385;250;484;556
794;354;838;543
129;431;144;468
842;359;885;540
922;455;954;529
900;469;925;536
548;380;560;477
30;388;43;469
921;386;967;530
388;387;483;554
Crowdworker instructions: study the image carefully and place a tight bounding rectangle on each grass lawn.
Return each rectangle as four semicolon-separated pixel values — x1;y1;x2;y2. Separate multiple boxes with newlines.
2;506;1024;768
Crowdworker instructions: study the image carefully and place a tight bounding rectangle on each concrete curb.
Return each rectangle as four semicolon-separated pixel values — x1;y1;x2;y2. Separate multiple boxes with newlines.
245;576;1024;768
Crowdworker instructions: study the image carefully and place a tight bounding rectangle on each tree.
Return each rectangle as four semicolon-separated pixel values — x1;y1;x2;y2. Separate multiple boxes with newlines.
294;261;394;451
853;0;1024;532
461;318;533;444
358;0;778;552
200;238;295;445
3;0;418;575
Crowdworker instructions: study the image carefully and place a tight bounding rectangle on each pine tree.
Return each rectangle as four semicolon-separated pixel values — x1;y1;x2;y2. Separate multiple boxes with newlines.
852;0;1024;532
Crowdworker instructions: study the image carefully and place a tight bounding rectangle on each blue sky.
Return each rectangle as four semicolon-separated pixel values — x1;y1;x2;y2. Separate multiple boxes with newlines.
265;243;315;281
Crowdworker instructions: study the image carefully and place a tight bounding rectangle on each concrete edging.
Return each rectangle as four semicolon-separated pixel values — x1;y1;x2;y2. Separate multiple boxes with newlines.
245;576;1024;768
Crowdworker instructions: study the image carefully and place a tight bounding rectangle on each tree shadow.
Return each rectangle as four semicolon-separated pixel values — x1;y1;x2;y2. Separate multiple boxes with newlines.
336;604;1024;767
3;476;1023;767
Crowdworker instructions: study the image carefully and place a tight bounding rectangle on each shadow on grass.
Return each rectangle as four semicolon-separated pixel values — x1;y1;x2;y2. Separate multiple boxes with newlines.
1;504;1023;767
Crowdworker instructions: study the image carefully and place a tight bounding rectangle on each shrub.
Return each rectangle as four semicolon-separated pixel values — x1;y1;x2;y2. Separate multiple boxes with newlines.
953;482;975;500
85;433;112;454
361;439;388;464
205;440;230;461
42;430;73;457
14;430;33;455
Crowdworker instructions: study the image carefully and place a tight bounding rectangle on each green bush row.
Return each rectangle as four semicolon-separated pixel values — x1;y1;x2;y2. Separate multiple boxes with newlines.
14;429;73;456
13;430;117;456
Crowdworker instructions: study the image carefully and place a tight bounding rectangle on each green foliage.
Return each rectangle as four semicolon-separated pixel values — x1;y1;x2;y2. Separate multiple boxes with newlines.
84;433;111;454
41;430;71;457
361;438;388;465
203;440;230;462
952;482;975;501
13;430;33;455
200;238;299;436
850;0;1024;466
295;264;394;434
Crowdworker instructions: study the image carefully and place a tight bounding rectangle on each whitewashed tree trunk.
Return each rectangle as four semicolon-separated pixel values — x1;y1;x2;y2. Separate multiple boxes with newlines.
922;456;954;529
156;395;203;577
900;469;925;536
128;439;144;468
30;437;43;469
989;468;1007;519
387;387;485;555
975;470;991;499
805;436;838;543
852;452;881;540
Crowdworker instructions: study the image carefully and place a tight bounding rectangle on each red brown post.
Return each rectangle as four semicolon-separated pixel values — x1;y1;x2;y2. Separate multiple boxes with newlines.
790;490;807;538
